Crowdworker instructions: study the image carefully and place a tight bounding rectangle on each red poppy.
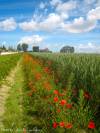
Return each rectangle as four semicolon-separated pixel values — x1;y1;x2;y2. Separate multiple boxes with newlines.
35;73;42;80
66;103;72;109
53;122;58;128
60;100;67;105
43;82;52;90
44;67;50;73
84;91;91;100
59;122;65;127
54;97;59;102
65;123;73;129
88;120;95;129
55;79;59;84
57;109;61;113
54;90;59;95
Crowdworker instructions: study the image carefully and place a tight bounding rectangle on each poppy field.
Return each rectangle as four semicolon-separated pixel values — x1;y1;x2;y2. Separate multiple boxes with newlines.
0;53;100;133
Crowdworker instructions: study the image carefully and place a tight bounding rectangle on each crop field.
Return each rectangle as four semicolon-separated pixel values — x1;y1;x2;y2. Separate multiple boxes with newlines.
0;54;21;85
0;53;100;133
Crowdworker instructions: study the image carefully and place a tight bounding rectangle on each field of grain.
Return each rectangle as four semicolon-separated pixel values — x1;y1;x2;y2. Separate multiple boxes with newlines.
0;53;100;133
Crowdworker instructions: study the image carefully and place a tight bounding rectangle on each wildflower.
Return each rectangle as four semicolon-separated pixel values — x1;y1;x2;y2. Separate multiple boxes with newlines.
88;120;95;129
84;91;91;100
59;122;65;127
54;97;59;102
66;103;72;109
53;122;58;128
57;109;61;113
35;73;42;80
43;82;52;90
65;123;73;129
28;91;33;97
44;67;50;73
60;99;67;105
53;90;59;95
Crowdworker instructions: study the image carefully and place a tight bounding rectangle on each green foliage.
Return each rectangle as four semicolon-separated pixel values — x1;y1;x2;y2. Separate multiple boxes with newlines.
22;43;28;52
0;54;21;85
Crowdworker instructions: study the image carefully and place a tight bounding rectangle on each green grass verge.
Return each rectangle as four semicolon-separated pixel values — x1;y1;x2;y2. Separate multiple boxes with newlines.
2;63;24;133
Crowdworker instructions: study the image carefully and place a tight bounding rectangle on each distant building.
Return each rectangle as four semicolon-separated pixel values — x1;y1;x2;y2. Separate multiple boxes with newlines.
40;48;52;53
33;46;39;52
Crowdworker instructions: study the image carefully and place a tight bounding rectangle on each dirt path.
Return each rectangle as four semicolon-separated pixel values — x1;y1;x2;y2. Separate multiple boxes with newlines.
0;61;20;130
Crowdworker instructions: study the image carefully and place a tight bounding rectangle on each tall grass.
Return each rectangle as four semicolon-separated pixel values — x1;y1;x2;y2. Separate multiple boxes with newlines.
30;52;100;131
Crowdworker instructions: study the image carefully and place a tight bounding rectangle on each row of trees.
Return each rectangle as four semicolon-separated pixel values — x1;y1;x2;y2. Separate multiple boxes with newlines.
0;43;75;53
17;43;28;52
0;45;16;53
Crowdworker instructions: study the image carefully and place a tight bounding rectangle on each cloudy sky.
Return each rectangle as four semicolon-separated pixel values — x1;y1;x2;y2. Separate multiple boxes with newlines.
0;0;100;52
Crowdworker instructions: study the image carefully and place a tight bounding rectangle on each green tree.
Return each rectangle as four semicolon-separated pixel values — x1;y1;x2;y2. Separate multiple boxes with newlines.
17;44;22;51
22;43;28;52
60;46;74;53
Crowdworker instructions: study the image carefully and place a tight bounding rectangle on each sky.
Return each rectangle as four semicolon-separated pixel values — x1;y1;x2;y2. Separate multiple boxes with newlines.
0;0;100;53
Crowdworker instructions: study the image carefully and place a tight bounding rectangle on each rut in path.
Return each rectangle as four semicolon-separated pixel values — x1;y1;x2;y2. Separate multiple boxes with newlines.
0;62;20;129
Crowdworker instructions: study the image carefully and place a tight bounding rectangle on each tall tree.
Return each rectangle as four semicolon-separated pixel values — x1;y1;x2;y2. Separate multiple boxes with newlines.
22;43;28;52
60;46;74;53
17;44;22;51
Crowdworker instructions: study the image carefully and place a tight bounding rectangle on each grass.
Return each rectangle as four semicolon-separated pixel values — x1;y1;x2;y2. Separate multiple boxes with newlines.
0;54;21;85
2;61;24;133
0;53;99;133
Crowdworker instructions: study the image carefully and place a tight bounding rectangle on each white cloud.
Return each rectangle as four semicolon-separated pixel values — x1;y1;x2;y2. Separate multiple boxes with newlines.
39;13;62;31
62;17;96;33
19;13;63;32
56;1;77;13
39;2;46;9
18;35;44;45
84;0;96;5
95;0;100;7
50;0;61;6
0;17;17;31
18;4;100;33
88;6;100;20
19;20;38;31
75;42;100;53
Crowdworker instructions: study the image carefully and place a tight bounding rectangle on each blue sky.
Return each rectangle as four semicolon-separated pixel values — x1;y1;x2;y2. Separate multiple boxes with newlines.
0;0;100;52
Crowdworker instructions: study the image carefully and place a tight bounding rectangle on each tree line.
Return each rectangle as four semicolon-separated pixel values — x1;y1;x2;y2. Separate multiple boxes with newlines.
0;43;75;53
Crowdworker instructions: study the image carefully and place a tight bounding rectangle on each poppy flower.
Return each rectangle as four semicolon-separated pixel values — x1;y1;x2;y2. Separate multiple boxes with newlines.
59;122;65;127
35;73;42;80
43;82;52;90
84;91;91;100
60;100;67;105
54;97;59;102
88;120;95;129
55;79;59;84
54;90;59;95
65;123;73;129
53;122;58;128
44;67;50;73
66;103;72;109
57;109;61;113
